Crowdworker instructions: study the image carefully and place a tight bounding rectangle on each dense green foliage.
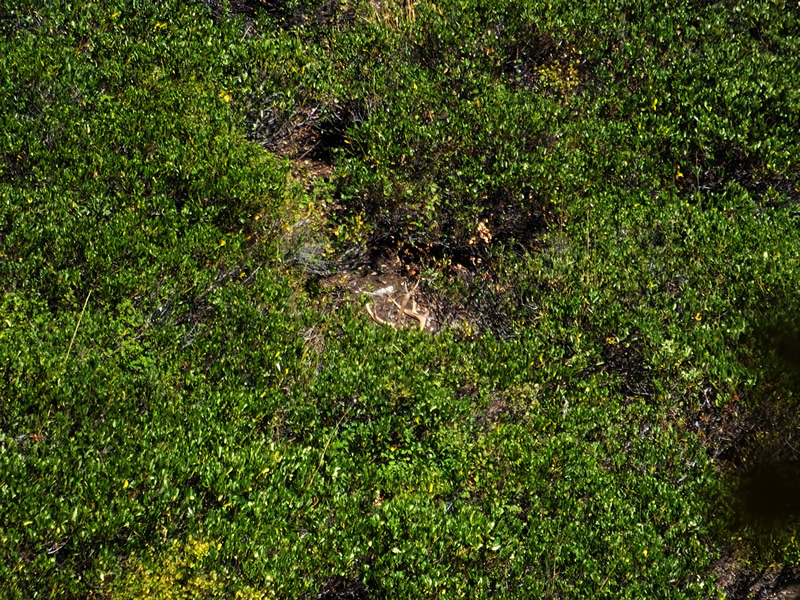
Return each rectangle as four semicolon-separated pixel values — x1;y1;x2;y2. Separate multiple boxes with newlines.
1;0;799;597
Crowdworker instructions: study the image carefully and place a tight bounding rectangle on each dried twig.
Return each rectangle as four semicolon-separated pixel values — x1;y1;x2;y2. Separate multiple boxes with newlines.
306;402;353;490
59;290;91;386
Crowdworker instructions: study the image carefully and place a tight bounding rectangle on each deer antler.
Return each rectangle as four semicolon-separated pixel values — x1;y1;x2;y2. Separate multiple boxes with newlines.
403;298;430;330
366;304;392;327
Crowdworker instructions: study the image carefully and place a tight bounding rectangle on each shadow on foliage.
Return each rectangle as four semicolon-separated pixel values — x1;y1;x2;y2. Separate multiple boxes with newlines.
248;100;371;166
731;320;800;530
700;314;800;518
343;188;549;338
501;31;595;100
675;141;800;207
600;334;653;400
312;575;380;600
350;186;549;270
196;0;355;29
693;312;800;530
691;307;800;597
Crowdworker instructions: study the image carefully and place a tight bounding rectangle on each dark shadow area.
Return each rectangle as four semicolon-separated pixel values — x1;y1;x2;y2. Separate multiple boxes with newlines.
312;575;381;600
675;142;800;207
739;459;800;529
732;323;800;530
694;310;800;598
600;335;653;400
481;187;549;255
346;187;549;274
197;0;355;29
699;320;800;531
570;330;654;403
248;100;371;165
501;32;596;99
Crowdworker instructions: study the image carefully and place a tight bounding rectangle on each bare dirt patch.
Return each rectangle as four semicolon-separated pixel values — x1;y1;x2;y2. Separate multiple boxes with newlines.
320;255;438;333
711;554;800;600
290;157;334;191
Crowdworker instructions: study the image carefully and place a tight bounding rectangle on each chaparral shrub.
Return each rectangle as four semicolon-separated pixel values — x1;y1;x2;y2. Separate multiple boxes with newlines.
1;0;799;598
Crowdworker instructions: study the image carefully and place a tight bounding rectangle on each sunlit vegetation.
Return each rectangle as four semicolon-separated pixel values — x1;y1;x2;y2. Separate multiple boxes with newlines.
2;0;799;597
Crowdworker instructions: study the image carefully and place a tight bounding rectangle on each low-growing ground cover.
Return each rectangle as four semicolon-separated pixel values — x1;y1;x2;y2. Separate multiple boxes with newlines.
1;0;799;597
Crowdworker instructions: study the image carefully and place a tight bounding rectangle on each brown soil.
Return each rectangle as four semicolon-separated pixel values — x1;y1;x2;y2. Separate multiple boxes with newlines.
320;255;438;333
710;555;800;600
290;157;334;190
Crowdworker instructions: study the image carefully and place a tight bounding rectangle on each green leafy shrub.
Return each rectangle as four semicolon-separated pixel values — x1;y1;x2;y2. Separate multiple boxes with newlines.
2;0;800;598
105;537;272;599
